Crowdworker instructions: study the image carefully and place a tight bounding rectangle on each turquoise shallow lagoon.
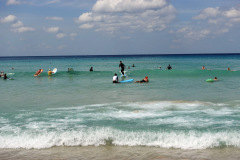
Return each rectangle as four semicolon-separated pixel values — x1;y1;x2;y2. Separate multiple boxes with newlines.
1;54;240;159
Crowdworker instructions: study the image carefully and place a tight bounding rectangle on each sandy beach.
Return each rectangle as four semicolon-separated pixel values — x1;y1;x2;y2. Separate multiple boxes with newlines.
1;146;240;160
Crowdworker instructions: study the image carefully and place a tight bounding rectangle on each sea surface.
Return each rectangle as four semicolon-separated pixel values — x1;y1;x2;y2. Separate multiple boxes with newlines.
1;54;240;160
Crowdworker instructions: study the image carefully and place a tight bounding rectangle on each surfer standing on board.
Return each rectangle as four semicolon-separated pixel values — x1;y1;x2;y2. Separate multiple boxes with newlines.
119;61;126;75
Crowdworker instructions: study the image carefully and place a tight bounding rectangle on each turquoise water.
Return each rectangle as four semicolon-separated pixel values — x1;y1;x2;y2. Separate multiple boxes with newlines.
1;54;240;150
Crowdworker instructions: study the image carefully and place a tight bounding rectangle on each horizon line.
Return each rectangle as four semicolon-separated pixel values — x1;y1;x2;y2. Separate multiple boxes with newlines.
1;53;240;58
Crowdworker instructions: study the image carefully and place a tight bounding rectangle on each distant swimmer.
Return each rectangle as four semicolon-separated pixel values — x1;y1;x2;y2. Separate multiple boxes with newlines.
158;66;162;69
90;67;93;72
166;64;172;70
227;67;235;71
214;77;218;81
119;61;126;75
132;64;135;67
135;76;149;83
0;71;4;77
68;68;74;72
48;69;53;76
202;66;206;70
113;73;119;83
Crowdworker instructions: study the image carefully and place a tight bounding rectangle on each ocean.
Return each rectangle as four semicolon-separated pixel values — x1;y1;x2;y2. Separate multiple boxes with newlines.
1;54;240;160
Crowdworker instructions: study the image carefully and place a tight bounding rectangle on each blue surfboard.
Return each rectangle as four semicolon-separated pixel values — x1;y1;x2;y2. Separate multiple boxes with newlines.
119;79;134;83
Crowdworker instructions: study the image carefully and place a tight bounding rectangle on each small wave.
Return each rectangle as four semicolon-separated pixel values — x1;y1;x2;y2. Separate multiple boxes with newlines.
0;127;240;149
1;101;240;150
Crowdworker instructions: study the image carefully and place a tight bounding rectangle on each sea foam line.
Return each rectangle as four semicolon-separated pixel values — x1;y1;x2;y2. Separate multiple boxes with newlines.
0;127;240;150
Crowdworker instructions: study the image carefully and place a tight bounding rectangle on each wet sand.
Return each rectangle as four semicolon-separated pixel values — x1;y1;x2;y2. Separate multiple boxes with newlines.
1;146;240;160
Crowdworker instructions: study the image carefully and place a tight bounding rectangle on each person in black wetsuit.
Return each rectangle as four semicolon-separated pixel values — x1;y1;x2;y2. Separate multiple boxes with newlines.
90;67;93;72
166;64;172;70
119;61;126;75
3;74;8;80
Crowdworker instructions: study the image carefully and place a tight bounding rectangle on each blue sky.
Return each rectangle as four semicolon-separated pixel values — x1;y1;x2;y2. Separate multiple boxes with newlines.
1;0;240;56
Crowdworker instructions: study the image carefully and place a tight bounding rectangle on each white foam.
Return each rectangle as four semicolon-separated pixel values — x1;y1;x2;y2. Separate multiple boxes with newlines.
1;127;240;149
1;101;240;149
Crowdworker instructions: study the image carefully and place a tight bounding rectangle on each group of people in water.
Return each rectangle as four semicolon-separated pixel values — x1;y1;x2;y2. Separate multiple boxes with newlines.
202;65;233;72
113;60;149;83
201;65;236;81
2;60;234;82
112;61;226;83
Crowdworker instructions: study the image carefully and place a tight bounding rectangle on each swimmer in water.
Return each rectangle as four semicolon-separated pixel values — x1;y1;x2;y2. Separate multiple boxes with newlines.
135;76;149;83
166;64;172;70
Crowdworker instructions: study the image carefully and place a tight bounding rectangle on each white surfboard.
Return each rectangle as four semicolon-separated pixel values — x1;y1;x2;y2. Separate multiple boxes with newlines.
52;68;57;74
120;71;127;77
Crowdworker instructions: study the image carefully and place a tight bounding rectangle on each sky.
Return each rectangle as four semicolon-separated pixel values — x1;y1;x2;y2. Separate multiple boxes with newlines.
1;0;240;56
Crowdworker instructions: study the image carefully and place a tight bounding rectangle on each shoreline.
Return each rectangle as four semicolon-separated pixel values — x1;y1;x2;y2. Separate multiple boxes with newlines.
1;146;240;160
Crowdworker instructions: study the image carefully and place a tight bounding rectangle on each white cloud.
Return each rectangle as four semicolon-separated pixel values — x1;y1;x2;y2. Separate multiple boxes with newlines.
11;21;24;27
193;7;220;20
78;12;102;22
44;26;68;39
175;26;212;40
80;24;93;29
77;0;176;33
0;15;17;23
6;0;21;5
44;0;61;5
56;33;66;39
45;27;60;33
223;8;240;18
1;14;35;33
177;27;191;33
92;0;167;13
12;27;35;33
46;17;64;21
208;18;223;24
193;6;240;25
177;6;240;41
